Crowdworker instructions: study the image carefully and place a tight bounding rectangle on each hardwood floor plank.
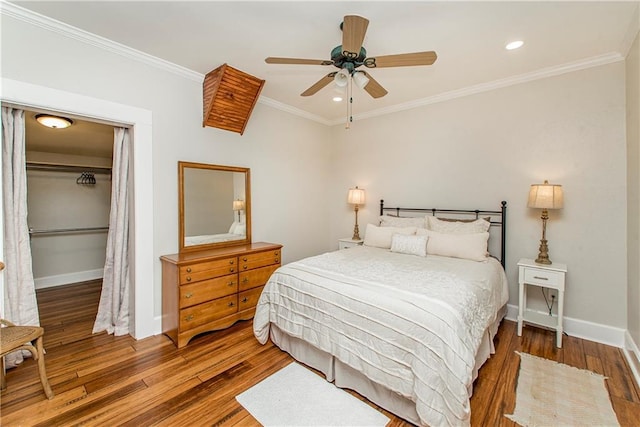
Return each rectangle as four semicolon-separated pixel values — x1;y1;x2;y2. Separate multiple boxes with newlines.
2;284;638;427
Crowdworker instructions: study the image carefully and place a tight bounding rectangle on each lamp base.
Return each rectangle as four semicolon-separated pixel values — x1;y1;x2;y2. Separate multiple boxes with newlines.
352;224;361;241
535;238;552;265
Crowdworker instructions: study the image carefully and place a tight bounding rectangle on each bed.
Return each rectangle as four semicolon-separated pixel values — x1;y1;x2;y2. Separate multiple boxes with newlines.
253;200;508;426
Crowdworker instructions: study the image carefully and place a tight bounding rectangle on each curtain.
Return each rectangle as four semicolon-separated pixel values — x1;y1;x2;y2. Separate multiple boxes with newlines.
93;127;130;336
1;107;40;368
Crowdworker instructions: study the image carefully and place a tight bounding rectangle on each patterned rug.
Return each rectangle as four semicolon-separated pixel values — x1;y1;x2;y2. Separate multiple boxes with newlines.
505;351;620;426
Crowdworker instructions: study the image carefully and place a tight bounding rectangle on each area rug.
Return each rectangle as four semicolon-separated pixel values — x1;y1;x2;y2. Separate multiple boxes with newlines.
505;351;620;426
236;362;390;426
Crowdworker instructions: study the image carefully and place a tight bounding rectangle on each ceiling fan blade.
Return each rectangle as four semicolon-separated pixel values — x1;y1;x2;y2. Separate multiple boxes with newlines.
342;15;369;58
361;72;388;98
364;51;437;68
265;57;334;66
301;73;336;96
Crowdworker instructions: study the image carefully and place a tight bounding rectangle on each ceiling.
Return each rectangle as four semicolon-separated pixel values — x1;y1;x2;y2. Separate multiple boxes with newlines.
11;1;639;128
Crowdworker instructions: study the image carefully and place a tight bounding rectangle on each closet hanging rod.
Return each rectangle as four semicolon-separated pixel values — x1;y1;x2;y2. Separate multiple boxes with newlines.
29;226;109;236
26;162;112;175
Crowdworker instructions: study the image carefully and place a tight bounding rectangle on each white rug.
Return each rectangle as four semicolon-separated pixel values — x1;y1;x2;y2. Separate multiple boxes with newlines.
236;362;390;426
505;352;620;426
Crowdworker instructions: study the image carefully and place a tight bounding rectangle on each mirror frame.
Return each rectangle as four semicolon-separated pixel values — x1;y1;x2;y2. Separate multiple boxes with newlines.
178;161;251;252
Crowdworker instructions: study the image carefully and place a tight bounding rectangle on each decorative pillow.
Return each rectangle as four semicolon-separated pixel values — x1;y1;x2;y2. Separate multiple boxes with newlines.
228;221;240;234
390;233;429;257
379;215;426;229
363;224;417;249
234;223;246;235
416;228;489;261
425;216;490;234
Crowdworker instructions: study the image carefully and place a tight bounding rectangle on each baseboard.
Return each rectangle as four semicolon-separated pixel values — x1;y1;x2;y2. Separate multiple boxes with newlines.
154;315;163;336
34;268;103;289
623;331;640;389
506;304;626;348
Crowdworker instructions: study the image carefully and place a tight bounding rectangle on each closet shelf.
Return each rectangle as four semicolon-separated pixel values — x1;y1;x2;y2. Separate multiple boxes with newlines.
26;162;112;175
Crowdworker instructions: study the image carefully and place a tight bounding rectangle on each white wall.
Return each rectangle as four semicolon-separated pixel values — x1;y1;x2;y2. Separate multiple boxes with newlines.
329;62;628;329
627;31;640;357
1;13;332;321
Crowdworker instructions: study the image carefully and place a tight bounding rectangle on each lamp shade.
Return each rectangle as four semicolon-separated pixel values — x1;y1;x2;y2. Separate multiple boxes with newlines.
347;187;365;205
527;180;563;209
232;200;245;211
334;69;349;87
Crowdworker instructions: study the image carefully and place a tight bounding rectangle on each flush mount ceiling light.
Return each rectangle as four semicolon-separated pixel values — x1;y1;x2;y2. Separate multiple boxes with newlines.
35;114;73;129
505;40;524;50
333;96;343;102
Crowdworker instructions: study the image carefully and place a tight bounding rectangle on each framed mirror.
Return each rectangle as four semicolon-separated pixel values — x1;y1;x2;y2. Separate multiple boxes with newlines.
178;161;251;252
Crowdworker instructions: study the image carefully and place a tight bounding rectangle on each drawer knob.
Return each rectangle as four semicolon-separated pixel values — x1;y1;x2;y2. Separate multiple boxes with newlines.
533;276;548;280
243;265;248;270
186;276;192;282
275;258;279;263
186;267;192;273
242;297;248;303
274;251;279;256
185;314;194;321
229;260;234;265
228;281;235;287
228;302;235;307
243;257;247;262
230;268;235;273
242;277;249;284
185;292;193;299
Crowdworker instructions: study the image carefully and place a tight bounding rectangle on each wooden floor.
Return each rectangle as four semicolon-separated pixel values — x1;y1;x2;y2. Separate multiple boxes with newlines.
1;282;639;426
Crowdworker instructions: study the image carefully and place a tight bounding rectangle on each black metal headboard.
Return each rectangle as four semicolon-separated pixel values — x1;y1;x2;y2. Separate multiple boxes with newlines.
380;199;507;268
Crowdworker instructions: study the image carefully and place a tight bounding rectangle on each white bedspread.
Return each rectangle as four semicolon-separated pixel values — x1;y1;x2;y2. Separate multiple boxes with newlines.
253;246;508;426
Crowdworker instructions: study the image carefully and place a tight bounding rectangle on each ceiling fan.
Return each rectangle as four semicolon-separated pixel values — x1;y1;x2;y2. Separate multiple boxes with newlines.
265;15;437;99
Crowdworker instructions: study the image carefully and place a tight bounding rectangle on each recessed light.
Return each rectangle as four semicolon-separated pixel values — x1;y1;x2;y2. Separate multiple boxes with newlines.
35;114;73;129
333;96;343;102
505;40;524;50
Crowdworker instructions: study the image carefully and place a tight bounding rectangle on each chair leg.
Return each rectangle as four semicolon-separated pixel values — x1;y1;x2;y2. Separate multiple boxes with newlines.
1;356;6;391
34;336;54;399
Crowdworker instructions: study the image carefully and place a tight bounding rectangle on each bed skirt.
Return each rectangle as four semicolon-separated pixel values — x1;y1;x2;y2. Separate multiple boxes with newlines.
268;304;507;425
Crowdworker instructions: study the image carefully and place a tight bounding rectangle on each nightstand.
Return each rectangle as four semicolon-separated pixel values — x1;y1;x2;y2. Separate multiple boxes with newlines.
338;238;364;250
517;258;568;348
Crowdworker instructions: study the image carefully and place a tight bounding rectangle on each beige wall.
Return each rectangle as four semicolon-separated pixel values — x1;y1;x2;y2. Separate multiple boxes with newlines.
627;30;640;349
329;62;628;328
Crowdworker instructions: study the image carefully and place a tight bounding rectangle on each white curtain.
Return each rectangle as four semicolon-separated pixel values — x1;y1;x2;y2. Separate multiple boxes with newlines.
1;107;40;367
93;127;130;336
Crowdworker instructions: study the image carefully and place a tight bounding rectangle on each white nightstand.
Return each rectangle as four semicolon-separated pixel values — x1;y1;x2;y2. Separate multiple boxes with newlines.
517;258;568;347
338;238;364;250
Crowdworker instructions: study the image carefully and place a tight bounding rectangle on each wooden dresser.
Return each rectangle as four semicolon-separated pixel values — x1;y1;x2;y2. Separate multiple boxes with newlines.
161;242;282;348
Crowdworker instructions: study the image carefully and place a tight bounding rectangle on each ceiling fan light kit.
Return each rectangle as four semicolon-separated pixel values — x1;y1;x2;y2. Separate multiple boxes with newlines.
265;14;437;128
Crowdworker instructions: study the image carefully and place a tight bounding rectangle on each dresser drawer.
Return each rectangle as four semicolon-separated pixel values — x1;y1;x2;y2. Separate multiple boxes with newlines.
239;286;264;311
523;268;563;288
239;249;280;271
239;264;280;292
179;274;238;308
180;257;238;284
179;295;238;330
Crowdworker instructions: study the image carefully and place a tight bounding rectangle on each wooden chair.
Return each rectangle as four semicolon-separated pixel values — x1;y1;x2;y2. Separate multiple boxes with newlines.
0;260;54;399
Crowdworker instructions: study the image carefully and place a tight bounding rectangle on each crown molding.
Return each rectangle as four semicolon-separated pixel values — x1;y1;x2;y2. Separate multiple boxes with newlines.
0;1;627;128
1;1;202;82
332;51;625;126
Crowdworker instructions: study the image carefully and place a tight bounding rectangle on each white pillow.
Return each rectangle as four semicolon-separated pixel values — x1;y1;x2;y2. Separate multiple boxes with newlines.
379;215;426;229
390;233;428;257
228;221;239;233
363;224;417;249
417;228;489;261
234;223;246;235
425;216;490;234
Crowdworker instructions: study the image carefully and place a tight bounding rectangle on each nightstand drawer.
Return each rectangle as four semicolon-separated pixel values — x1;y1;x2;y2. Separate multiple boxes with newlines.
523;268;563;287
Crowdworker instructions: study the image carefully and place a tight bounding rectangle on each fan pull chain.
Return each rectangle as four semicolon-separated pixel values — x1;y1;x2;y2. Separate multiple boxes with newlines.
346;75;353;129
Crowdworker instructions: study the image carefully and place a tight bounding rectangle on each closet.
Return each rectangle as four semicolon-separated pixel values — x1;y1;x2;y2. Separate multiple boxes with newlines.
24;111;114;343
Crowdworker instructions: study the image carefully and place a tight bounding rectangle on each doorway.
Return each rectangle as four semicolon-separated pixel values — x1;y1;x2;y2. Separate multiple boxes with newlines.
1;78;155;339
25;112;114;344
